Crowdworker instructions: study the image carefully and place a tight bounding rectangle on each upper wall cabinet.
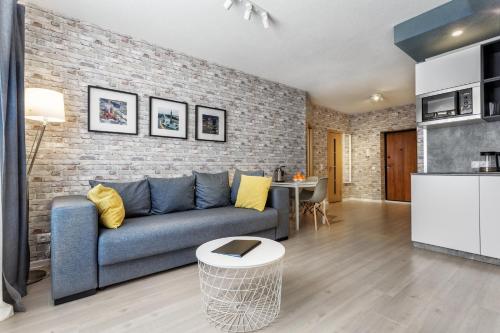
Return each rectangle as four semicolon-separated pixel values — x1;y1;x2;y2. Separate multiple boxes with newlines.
415;45;480;96
482;39;500;122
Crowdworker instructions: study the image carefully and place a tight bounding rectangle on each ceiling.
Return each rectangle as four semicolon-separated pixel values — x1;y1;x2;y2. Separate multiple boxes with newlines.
26;0;450;114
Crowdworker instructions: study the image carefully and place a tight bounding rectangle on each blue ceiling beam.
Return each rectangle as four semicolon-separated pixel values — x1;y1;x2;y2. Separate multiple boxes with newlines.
394;0;500;62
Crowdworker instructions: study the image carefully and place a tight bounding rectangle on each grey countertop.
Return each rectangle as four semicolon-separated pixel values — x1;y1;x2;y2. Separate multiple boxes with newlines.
413;172;500;176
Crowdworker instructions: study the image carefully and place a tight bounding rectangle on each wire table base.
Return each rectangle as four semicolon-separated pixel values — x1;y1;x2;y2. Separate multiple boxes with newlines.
198;259;283;332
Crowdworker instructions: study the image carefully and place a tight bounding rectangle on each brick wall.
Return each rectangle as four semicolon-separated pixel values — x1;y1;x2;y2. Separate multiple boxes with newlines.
307;102;350;178
308;103;420;201
349;104;419;200
24;5;307;263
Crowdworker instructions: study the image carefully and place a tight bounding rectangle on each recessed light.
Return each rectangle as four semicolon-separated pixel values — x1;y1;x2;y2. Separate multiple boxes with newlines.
451;29;463;37
370;93;384;102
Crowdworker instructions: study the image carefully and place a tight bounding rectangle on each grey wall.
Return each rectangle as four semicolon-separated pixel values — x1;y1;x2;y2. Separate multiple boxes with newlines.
25;5;307;263
427;121;500;172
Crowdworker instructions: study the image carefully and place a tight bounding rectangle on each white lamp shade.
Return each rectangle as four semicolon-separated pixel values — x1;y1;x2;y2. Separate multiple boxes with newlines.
25;88;65;123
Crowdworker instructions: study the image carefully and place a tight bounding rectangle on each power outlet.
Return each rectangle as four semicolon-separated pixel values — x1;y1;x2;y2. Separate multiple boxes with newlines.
471;161;487;171
36;233;51;243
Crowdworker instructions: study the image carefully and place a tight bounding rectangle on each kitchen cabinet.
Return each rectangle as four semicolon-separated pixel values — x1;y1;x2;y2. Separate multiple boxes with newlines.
415;45;480;96
480;177;500;258
411;175;480;254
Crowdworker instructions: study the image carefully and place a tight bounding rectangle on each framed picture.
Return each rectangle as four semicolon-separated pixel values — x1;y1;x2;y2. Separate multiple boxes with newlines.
88;86;138;135
149;97;188;139
195;105;226;142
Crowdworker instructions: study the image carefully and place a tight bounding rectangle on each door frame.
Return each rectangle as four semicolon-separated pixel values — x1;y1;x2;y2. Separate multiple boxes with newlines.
306;125;314;177
327;130;343;203
383;128;417;202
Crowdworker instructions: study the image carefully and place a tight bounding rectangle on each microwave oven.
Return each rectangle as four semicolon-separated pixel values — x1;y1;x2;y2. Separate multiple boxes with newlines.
416;82;481;126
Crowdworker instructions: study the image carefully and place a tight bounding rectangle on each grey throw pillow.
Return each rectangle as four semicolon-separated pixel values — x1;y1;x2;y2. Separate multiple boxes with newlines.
230;169;264;204
89;179;151;218
147;176;195;214
193;171;230;209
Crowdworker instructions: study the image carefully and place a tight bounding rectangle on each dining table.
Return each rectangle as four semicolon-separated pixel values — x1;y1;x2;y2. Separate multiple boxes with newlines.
271;180;318;231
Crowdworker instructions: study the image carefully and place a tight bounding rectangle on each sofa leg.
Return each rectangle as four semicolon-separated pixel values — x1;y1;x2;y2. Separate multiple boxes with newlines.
276;236;288;242
53;289;97;305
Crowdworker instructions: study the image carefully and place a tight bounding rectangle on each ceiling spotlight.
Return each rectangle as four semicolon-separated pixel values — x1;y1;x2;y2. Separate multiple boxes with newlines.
223;0;233;10
244;2;253;20
451;29;463;37
370;93;384;102
261;12;269;29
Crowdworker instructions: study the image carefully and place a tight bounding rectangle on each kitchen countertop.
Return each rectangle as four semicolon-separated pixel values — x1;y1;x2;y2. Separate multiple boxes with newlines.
413;172;500;176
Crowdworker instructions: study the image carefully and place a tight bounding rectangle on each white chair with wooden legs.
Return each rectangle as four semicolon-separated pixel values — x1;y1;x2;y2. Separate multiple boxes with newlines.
299;177;330;230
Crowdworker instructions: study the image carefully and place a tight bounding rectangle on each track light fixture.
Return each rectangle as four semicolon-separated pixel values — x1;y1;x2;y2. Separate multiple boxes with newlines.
244;2;253;20
222;0;271;29
223;0;233;10
261;12;269;29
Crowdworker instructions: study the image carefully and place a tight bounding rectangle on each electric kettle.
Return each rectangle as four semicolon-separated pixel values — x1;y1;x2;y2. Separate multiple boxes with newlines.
274;166;286;182
480;151;500;172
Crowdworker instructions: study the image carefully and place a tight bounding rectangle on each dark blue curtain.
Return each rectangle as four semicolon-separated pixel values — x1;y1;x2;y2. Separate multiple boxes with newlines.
0;1;28;311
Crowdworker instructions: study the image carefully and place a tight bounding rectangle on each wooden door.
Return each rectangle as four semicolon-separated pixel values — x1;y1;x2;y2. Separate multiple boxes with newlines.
327;131;343;202
385;130;417;201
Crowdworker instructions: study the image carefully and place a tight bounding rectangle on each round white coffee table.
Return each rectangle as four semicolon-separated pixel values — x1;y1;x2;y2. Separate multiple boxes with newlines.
196;236;285;332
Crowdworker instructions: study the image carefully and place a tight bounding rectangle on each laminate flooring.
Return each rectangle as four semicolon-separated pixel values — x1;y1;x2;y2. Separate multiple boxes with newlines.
2;200;500;333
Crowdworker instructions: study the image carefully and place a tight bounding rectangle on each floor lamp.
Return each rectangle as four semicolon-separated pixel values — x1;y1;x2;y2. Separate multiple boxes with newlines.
25;88;65;284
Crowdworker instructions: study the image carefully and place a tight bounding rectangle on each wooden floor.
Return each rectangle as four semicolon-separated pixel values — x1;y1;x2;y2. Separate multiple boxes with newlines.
2;201;500;332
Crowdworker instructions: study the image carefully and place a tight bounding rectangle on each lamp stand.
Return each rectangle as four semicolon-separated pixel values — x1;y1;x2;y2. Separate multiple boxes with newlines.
27;121;48;285
27;121;47;176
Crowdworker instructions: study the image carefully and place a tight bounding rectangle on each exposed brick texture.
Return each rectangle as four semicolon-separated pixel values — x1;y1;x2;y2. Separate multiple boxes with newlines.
306;102;351;194
308;103;421;201
349;104;419;200
24;5;307;262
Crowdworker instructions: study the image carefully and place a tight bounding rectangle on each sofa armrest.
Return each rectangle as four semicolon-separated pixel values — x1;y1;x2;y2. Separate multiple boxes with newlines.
267;187;290;240
51;195;98;304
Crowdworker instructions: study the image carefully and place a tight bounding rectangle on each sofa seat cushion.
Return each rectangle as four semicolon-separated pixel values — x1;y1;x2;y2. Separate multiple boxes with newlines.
98;206;278;266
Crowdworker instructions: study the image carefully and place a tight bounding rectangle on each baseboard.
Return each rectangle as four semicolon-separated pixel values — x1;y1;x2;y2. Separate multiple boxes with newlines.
53;289;96;306
343;198;411;205
343;197;383;203
383;200;411;205
413;242;500;266
30;259;50;270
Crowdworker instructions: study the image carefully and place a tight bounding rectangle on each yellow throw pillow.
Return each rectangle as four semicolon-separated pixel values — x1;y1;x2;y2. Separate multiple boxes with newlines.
87;184;125;229
235;175;272;212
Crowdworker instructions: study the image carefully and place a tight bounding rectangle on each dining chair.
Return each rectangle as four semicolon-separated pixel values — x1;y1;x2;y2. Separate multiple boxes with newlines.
299;177;330;230
290;176;318;214
303;176;318;193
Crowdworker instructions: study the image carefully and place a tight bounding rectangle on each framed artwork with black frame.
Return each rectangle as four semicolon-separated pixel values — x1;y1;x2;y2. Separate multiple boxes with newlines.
195;105;226;142
149;97;188;139
88;86;138;135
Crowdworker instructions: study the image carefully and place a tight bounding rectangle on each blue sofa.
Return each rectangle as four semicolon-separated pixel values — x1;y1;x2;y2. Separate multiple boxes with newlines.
50;187;289;305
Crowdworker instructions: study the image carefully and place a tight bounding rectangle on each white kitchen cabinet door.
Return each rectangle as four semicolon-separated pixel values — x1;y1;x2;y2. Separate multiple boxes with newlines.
480;177;500;258
411;175;480;254
415;45;480;96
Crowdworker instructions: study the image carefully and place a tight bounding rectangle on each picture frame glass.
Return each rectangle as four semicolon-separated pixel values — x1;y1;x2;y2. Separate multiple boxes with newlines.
150;98;187;139
89;86;137;134
196;106;225;142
